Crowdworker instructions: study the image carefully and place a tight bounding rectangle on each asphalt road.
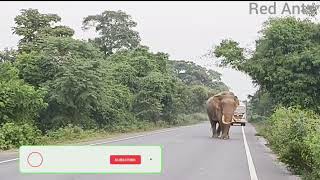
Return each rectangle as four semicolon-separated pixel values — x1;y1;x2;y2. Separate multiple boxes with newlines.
0;122;299;180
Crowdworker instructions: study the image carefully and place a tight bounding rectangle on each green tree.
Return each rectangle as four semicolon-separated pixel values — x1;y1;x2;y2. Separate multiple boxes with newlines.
15;37;103;87
105;48;169;121
13;9;74;52
169;60;228;91
0;48;17;63
14;36;106;129
214;17;320;111
14;35;135;131
189;85;210;113
213;39;245;70
0;62;47;125
91;81;133;129
170;80;193;114
247;88;275;121
132;72;170;122
106;47;168;92
82;10;141;56
40;58;103;129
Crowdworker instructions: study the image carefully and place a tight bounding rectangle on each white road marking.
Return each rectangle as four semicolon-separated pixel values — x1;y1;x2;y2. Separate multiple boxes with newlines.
88;124;199;145
0;158;19;164
242;126;259;180
0;123;203;165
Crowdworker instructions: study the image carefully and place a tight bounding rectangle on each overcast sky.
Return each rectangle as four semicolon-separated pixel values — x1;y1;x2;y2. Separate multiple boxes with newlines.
0;1;315;100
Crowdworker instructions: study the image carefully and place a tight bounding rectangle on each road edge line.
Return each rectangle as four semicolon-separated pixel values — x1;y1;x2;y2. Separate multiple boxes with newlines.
242;126;259;180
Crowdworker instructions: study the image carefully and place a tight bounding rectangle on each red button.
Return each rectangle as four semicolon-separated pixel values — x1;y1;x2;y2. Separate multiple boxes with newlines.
110;155;141;165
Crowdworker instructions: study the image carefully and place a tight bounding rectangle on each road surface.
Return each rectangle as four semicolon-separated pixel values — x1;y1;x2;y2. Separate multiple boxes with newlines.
0;122;299;180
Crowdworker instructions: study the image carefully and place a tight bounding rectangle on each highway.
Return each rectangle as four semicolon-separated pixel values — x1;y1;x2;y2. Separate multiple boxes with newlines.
0;122;299;180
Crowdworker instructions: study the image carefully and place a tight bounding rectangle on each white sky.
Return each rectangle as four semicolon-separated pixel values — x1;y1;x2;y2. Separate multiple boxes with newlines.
0;1;315;100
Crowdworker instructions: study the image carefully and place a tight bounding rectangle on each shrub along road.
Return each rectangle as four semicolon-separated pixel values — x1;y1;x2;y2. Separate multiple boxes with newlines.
0;122;299;180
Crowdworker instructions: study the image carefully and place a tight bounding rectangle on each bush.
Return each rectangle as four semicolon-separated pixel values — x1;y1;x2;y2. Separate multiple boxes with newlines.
0;62;47;125
264;107;320;179
43;124;94;142
304;132;320;180
189;113;208;122
104;119;138;133
171;113;207;125
250;114;267;123
0;123;41;150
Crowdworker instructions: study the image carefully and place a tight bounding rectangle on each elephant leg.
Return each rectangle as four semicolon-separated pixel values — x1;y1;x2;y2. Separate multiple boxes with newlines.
216;122;222;137
210;120;218;138
222;124;231;140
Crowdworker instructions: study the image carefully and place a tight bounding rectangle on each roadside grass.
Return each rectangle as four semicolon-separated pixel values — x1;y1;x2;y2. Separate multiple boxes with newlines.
248;115;268;137
39;122;169;146
0;113;207;152
41;112;208;145
251;121;268;137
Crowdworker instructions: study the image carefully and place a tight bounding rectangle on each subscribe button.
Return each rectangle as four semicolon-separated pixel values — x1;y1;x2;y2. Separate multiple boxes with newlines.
20;146;162;174
110;155;141;165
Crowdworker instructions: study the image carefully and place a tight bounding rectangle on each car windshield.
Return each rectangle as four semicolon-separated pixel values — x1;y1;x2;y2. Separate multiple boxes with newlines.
235;106;246;114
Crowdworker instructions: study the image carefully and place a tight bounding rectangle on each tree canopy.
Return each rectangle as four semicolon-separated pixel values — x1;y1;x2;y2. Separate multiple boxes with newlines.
82;10;141;56
13;8;74;52
169;60;228;92
214;17;320;112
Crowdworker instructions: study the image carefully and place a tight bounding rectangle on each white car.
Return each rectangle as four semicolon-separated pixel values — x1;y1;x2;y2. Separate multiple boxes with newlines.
231;103;247;126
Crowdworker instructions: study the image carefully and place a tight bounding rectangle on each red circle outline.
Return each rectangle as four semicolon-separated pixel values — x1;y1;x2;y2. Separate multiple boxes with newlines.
27;152;43;168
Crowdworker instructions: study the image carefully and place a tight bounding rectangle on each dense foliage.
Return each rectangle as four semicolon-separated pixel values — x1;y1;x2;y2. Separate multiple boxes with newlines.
169;60;228;92
82;10;141;56
215;17;320;113
263;107;320;180
0;62;47;125
0;122;42;150
247;89;275;122
0;9;227;150
13;9;74;52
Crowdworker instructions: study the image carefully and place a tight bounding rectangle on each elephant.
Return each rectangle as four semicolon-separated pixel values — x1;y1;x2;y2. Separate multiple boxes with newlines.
206;91;239;140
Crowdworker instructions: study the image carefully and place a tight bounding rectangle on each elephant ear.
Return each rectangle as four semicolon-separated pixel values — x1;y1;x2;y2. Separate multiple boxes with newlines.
213;92;225;110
